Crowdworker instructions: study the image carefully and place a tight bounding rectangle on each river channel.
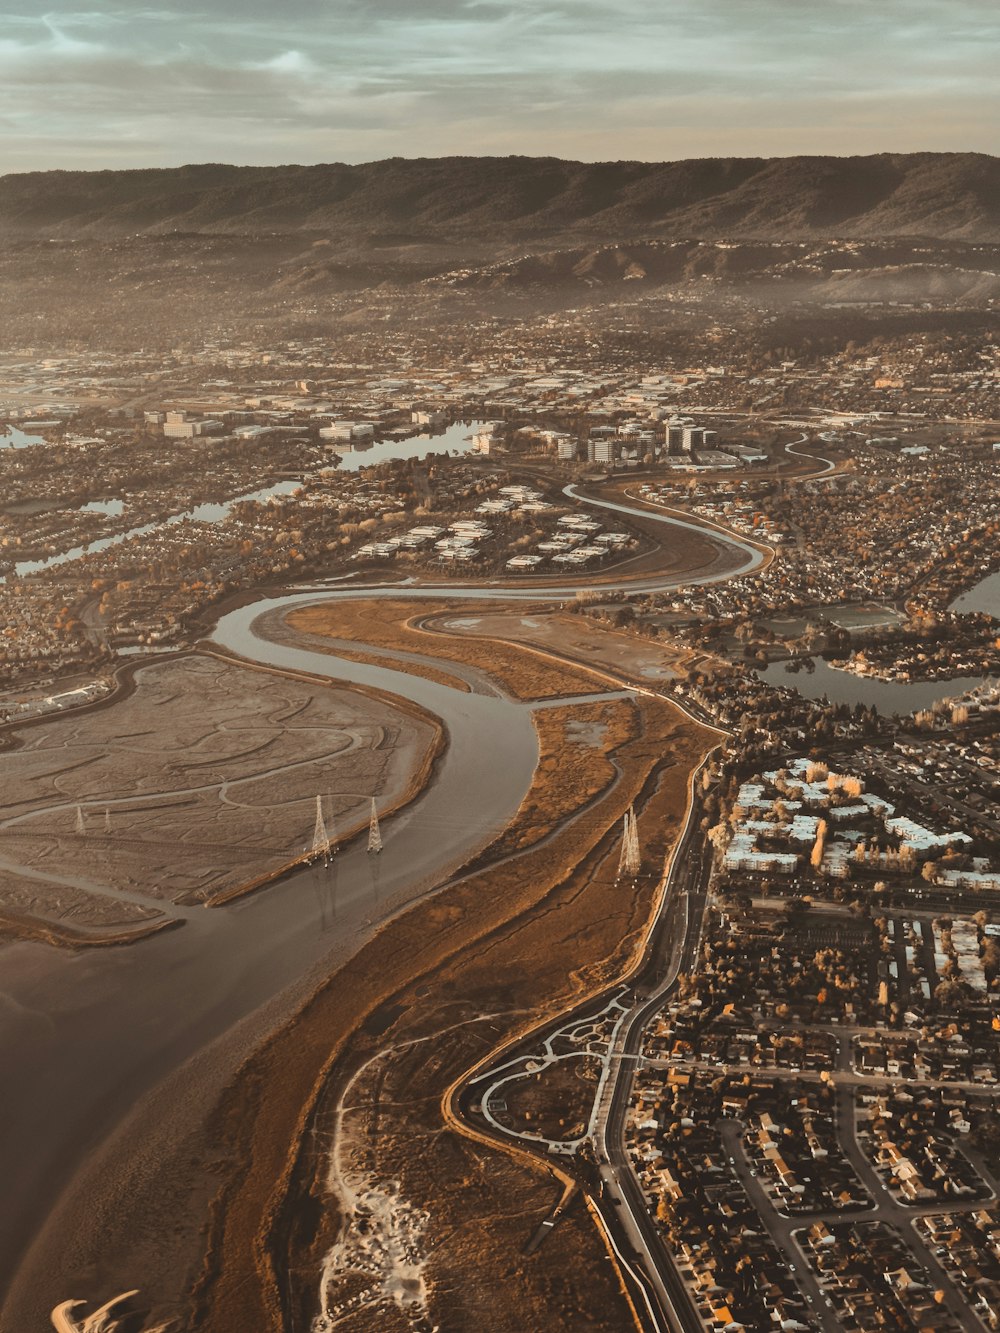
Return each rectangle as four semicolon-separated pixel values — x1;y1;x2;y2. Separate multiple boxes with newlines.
0;599;538;1328
0;492;765;1325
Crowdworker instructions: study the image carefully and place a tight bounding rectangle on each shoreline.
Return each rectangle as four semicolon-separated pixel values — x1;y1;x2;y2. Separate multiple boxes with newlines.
0;909;181;951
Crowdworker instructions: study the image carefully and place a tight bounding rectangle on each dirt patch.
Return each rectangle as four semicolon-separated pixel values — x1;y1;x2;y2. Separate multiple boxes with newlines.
436;607;695;685
286;636;474;694
491;697;636;858
499;1054;604;1142
287;599;612;701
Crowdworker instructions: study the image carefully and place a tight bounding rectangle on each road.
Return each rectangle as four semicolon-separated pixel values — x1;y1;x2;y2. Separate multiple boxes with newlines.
863;750;1000;839
784;436;838;477
646;1033;993;1331
478;777;714;1332
832;1080;982;1329
456;758;715;1333
462;748;997;1333
720;1121;841;1333
592;822;713;1333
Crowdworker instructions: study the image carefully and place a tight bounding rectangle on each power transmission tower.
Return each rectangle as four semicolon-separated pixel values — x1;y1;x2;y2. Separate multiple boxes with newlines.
104;807;112;833
367;797;383;855
75;805;86;835
311;794;336;865
616;812;631;880
617;805;641;880
626;807;641;875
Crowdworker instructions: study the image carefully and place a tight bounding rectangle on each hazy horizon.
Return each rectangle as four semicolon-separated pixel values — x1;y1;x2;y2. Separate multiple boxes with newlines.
0;0;997;173
3;146;999;180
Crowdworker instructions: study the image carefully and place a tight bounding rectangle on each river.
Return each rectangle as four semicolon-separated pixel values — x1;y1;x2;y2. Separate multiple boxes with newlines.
4;481;304;581
0;494;761;1325
6;477;995;1321
0;598;539;1328
11;489;993;1320
0;487;773;1322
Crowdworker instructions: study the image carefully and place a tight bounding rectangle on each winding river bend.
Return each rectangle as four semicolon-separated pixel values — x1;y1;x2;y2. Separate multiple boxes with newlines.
0;493;765;1327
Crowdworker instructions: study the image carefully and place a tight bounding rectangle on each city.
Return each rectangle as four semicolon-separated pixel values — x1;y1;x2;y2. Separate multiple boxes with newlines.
1;284;999;1331
1;9;999;1330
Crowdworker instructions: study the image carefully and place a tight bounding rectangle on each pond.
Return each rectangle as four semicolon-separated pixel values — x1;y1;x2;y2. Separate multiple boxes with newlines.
0;426;47;450
332;418;484;472
950;570;1000;620
756;570;1000;715
755;654;986;716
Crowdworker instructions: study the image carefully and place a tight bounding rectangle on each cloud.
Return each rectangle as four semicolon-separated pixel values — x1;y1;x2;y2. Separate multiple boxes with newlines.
0;0;996;170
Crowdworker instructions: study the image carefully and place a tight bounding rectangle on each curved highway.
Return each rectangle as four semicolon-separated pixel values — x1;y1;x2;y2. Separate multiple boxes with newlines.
0;486;765;1330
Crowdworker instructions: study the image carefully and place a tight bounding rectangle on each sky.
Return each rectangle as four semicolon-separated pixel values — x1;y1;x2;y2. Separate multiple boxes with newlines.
0;0;997;172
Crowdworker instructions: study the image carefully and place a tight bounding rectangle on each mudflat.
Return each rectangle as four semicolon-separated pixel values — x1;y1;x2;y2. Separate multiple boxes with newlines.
0;652;435;942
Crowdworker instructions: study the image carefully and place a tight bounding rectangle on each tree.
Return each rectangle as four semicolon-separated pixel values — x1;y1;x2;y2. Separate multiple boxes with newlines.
810;819;828;870
708;823;731;856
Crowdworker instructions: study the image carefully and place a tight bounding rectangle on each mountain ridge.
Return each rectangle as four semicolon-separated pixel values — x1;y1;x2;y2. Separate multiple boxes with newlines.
1;153;998;246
